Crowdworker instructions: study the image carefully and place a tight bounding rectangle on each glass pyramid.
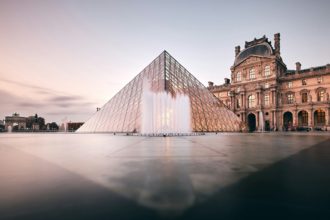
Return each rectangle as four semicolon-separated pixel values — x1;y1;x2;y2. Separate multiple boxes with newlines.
77;51;242;133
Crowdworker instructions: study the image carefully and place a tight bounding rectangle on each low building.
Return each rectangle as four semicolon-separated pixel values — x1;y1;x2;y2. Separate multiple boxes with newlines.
0;120;5;132
67;122;84;132
5;113;27;131
208;33;330;131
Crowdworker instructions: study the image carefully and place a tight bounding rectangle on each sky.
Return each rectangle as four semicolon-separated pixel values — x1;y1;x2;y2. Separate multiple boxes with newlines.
0;0;329;123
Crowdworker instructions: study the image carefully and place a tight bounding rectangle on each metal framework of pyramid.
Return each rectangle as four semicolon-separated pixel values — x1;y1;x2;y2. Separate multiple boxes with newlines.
77;51;242;133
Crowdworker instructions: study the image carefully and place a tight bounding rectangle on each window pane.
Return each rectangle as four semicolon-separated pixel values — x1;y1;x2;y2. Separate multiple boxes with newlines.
249;69;255;79
265;66;270;76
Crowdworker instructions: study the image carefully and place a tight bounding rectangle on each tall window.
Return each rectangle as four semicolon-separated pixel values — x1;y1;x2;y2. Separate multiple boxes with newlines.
264;94;270;106
301;92;308;103
264;83;269;89
249;69;255;80
299;111;308;126
302;79;307;85
287;93;294;104
248;95;255;108
236;72;241;82
264;65;271;77
314;109;325;125
236;98;240;108
317;90;325;102
287;82;292;88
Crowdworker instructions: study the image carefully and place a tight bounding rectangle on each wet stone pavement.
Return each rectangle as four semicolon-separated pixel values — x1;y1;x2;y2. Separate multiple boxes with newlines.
0;132;329;219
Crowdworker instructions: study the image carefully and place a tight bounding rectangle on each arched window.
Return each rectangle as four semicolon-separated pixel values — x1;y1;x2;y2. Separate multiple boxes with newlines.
236;72;241;82
314;109;325;126
264;65;271;77
298;110;308;126
248;95;255;108
301;92;308;103
249;69;255;80
317;90;325;102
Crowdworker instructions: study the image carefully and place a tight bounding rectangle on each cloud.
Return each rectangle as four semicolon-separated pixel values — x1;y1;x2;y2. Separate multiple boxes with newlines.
0;78;97;122
17;102;44;108
0;77;61;95
0;89;19;104
48;95;83;102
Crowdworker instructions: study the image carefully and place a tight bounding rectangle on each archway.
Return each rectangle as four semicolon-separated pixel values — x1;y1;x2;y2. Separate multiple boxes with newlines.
314;109;325;126
265;120;270;131
283;111;293;131
247;113;256;132
298;110;308;127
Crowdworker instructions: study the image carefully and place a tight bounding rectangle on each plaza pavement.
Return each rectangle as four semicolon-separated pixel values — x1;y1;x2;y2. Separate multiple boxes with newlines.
0;132;329;219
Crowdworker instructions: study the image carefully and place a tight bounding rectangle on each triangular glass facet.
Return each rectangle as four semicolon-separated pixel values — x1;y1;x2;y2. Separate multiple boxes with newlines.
77;51;241;133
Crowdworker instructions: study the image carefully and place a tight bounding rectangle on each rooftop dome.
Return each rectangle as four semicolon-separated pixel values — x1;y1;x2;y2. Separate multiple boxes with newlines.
234;42;273;65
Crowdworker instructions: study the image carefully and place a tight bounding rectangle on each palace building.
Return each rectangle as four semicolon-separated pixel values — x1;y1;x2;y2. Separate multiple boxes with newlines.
208;33;330;131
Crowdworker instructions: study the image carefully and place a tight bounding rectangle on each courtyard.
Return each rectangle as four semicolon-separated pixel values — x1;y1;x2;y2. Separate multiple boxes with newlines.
0;132;329;219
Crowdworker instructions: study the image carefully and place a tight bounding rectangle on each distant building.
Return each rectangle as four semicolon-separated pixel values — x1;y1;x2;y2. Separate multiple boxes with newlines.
208;33;330;131
0;120;5;132
5;113;27;131
46;122;59;131
32;123;40;131
67;122;84;132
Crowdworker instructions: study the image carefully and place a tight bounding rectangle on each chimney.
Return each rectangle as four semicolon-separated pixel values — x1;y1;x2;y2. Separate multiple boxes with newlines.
235;46;240;57
274;33;280;56
296;62;301;72
224;78;230;84
208;81;214;88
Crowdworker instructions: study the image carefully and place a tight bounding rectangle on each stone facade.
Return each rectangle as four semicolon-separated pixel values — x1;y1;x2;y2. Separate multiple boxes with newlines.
5;113;27;131
208;33;330;131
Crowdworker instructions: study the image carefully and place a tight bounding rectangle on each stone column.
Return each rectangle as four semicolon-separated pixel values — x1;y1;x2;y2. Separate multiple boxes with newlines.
241;94;244;109
256;111;259;129
231;95;234;111
270;91;273;106
274;110;277;131
271;111;274;130
257;92;260;106
309;108;313;128
279;111;283;131
326;107;330;126
243;93;246;109
293;109;298;127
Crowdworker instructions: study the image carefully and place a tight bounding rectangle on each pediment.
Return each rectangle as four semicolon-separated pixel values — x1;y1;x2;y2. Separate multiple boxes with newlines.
234;55;273;68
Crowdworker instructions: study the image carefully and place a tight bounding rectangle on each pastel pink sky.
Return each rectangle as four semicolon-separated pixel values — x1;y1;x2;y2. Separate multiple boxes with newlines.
0;0;329;123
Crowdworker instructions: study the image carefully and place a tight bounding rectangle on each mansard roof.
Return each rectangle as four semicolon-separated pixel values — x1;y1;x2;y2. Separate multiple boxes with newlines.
234;35;274;66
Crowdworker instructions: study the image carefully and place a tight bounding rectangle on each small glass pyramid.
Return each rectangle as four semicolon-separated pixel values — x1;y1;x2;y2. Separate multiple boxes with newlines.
77;51;242;133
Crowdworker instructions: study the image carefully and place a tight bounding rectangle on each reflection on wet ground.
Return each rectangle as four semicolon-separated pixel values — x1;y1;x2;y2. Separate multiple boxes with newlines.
0;133;329;219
